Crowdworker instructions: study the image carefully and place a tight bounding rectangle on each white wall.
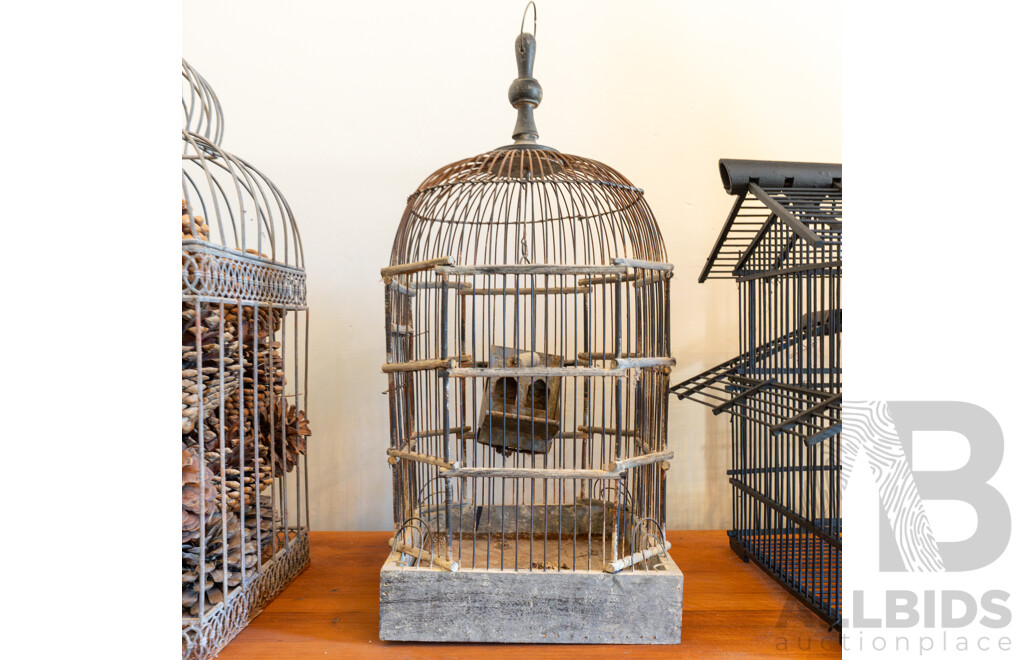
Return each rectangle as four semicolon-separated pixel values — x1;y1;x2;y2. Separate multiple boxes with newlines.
182;0;841;530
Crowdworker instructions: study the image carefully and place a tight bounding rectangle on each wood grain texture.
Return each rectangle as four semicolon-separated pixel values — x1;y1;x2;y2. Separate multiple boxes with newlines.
217;531;841;659
380;550;682;643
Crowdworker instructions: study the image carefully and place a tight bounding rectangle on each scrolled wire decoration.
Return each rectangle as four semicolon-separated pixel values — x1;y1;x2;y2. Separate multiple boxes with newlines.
390;517;435;569
630;517;670;572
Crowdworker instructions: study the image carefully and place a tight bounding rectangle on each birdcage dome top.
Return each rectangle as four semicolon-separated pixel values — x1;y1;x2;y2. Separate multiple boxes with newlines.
393;145;665;267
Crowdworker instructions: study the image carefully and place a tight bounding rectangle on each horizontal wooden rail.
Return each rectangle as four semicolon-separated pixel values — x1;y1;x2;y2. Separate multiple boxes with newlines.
458;286;590;296
381;256;454;277
439;466;624;480
384;277;469;297
447;366;627;379
437;264;627;276
385;279;416;297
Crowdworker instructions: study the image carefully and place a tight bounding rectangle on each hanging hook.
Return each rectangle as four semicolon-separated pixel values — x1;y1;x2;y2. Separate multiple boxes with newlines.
520;234;531;264
519;1;537;52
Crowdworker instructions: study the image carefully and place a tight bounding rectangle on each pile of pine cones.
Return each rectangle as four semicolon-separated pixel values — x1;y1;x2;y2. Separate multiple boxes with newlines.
182;501;274;617
182;201;311;616
182;198;210;241
181;305;241;435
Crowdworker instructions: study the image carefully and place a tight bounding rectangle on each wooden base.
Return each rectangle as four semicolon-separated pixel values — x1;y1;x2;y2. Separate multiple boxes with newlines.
379;551;683;644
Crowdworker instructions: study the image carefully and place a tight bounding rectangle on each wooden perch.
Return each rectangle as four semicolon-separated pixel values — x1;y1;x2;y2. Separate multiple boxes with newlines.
388;537;459;572
604;541;672;573
611;357;676;369
578;425;638;438
604;450;675;473
412;426;472;439
382;354;472;374
386;448;459;471
611;258;674;272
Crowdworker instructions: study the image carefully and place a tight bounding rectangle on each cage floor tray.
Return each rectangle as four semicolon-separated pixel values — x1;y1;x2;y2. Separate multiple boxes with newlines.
379;545;683;643
432;534;644;572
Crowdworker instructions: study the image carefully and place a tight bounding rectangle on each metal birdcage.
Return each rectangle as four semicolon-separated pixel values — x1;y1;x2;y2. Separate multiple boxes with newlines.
379;5;682;644
671;159;842;628
181;60;311;660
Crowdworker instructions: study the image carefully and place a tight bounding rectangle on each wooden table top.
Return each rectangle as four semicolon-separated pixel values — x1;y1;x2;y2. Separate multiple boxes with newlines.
219;530;841;659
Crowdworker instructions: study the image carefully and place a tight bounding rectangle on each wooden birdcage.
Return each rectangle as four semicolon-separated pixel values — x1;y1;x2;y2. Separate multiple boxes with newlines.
379;6;682;644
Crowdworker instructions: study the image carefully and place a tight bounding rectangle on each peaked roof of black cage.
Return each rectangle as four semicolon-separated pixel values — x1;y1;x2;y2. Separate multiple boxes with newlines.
698;160;842;283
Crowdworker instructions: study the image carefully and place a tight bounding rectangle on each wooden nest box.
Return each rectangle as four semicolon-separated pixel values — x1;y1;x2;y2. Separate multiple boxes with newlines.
476;346;563;454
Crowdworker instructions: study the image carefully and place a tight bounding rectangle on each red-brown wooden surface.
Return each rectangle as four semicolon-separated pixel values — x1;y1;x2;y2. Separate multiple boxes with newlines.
219;531;841;658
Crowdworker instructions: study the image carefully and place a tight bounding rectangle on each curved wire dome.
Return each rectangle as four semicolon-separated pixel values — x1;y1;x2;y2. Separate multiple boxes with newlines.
182;130;304;271
182;59;224;147
392;148;666;268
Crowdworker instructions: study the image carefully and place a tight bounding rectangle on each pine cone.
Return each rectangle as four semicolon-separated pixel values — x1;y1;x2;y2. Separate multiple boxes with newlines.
182;198;211;241
193;389;275;510
182;510;254;616
182;500;276;616
263;400;312;476
182;443;216;543
182;305;240;434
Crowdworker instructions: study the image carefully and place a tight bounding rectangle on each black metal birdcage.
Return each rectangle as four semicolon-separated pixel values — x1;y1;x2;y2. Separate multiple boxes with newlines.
671;159;842;628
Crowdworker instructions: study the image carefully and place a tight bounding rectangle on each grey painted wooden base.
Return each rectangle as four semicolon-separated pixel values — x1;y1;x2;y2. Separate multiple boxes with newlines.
379;552;683;644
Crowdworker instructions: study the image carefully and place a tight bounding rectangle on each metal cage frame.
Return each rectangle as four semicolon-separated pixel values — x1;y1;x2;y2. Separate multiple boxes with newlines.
672;159;842;628
181;61;311;660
